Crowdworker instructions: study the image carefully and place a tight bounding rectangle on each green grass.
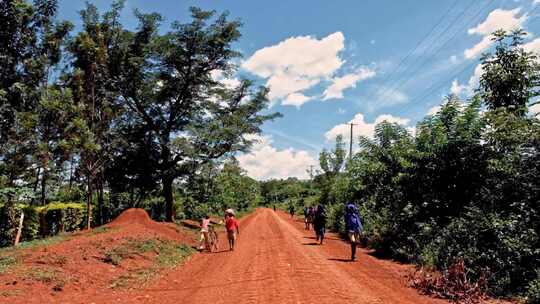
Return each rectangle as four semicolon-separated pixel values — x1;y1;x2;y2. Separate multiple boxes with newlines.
0;234;70;255
23;266;67;290
0;289;23;297
0;255;17;274
107;239;194;289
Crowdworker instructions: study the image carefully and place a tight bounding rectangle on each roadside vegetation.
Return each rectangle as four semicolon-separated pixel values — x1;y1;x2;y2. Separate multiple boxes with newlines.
1;0;539;303
267;30;539;303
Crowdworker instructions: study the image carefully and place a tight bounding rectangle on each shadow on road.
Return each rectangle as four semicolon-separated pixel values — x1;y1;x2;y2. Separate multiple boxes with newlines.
302;242;319;246
328;258;353;263
211;250;232;254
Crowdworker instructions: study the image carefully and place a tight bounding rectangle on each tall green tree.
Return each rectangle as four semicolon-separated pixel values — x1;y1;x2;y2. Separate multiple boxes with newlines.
66;1;126;227
0;0;72;189
117;8;279;221
479;29;540;116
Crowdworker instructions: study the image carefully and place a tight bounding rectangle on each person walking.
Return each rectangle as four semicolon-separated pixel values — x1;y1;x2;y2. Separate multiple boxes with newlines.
289;204;295;218
303;206;309;229
199;215;211;251
344;203;363;261
313;204;327;245
225;210;240;251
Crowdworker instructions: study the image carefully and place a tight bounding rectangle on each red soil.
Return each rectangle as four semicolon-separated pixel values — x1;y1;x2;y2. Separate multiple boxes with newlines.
72;209;451;304
0;208;197;304
1;208;509;303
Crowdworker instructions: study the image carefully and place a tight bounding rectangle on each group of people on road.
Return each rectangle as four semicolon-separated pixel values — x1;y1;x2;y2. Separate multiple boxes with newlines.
302;205;327;245
289;202;363;261
199;208;240;253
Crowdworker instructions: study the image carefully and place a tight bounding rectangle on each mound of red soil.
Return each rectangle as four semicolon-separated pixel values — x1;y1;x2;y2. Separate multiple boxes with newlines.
109;208;153;227
108;208;192;241
0;208;198;304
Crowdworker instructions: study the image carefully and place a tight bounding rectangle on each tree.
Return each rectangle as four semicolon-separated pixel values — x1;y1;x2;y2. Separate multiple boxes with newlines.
66;1;126;228
0;0;72;190
479;29;540;116
117;8;279;221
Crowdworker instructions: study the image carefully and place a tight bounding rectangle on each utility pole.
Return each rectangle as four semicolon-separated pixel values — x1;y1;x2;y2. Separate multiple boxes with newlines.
349;122;356;161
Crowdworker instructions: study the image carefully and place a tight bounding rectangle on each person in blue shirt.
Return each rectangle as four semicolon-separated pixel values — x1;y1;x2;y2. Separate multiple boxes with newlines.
344;203;363;261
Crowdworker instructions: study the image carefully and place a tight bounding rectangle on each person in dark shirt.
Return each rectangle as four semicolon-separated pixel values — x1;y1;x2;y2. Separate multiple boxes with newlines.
313;204;327;245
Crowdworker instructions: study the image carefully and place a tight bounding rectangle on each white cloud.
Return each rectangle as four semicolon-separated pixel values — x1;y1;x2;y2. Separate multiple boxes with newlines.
237;135;317;180
450;79;466;95
324;113;411;142
372;86;408;108
450;55;459;64
464;8;527;59
210;70;240;89
450;63;484;97
282;93;312;107
427;105;441;116
322;67;376;100
524;37;540;55
530;103;540;115
242;32;345;105
534;0;540;5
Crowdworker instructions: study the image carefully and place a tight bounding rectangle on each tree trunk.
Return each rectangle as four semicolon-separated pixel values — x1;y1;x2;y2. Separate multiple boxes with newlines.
68;156;74;191
86;175;93;230
163;176;175;222
97;175;104;226
40;167;47;205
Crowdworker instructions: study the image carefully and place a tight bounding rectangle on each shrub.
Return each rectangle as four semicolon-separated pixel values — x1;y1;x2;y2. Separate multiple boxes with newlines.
40;202;85;236
0;203;23;247
525;272;540;304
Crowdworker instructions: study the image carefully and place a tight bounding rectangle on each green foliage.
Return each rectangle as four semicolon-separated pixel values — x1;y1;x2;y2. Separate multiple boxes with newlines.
106;238;194;288
525;272;540;304
480;29;540;116
40;202;84;236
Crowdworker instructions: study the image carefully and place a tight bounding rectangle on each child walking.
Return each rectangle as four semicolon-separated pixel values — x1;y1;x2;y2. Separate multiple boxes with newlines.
199;215;211;251
344;203;363;261
225;210;240;251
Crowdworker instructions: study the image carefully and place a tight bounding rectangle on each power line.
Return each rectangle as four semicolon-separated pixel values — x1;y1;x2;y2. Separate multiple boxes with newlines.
376;0;494;103
399;4;539;117
370;0;461;96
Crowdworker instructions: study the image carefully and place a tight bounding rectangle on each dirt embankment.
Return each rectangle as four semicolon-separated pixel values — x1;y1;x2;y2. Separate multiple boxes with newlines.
0;208;197;304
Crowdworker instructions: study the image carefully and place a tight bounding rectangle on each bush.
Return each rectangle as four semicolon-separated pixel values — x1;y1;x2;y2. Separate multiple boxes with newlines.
525;272;540;304
40;202;85;236
21;205;41;242
423;209;539;297
0;202;22;247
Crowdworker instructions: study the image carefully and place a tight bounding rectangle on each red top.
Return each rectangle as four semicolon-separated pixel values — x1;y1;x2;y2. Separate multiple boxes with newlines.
225;217;239;232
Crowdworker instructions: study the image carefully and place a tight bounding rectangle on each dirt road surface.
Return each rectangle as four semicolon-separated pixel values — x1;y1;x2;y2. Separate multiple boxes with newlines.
83;208;446;304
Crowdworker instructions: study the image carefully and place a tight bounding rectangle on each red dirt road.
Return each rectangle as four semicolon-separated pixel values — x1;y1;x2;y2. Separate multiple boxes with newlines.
91;208;447;304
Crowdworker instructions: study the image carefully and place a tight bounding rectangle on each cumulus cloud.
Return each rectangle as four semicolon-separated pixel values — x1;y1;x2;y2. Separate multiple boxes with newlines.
530;103;540;116
210;70;240;89
523;37;540;55
427;105;441;116
450;64;484;97
282;93;312;107
242;32;346;105
322;67;376;100
237;135;318;180
324;113;411;142
464;8;527;59
450;79;466;95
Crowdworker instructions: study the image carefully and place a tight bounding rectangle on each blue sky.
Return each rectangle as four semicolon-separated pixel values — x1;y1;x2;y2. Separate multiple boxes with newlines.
58;0;540;179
